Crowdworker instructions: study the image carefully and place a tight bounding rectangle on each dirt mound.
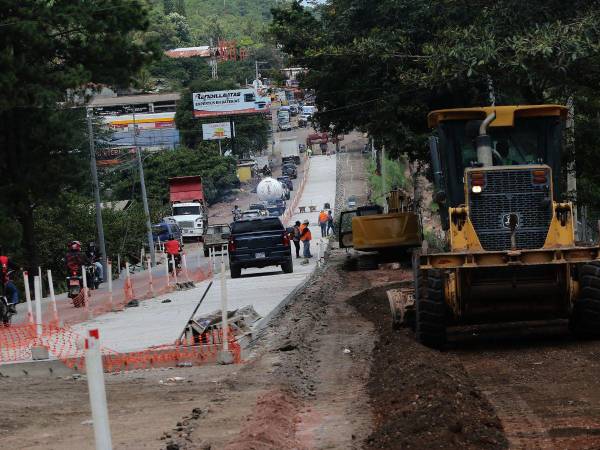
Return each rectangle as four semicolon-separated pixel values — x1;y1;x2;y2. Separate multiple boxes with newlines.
225;389;304;450
349;286;508;449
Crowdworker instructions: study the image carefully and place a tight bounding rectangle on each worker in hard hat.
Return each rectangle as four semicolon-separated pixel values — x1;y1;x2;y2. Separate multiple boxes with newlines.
318;210;328;237
299;219;312;258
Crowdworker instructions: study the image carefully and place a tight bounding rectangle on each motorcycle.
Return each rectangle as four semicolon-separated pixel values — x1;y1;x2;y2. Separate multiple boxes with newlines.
86;264;101;290
0;271;16;326
0;295;15;326
66;268;84;306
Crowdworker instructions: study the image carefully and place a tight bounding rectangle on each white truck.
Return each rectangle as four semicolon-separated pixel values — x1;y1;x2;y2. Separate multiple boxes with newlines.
169;176;208;241
279;136;300;165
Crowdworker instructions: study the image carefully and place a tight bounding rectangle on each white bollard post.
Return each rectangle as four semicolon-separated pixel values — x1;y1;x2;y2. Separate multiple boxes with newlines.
33;275;43;337
47;270;59;325
164;253;170;286
85;329;113;450
217;255;232;365
23;271;34;325
82;265;91;319
171;254;178;285
181;253;190;282
316;241;320;268
38;266;43;297
107;261;114;311
146;257;154;297
211;247;216;275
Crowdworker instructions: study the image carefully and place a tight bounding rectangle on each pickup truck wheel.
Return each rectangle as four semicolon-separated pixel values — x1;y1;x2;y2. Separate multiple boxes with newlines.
230;264;241;279
204;248;209;257
282;261;293;274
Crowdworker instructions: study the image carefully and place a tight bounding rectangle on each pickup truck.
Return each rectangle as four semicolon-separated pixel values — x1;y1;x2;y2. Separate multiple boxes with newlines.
203;224;231;257
228;217;293;278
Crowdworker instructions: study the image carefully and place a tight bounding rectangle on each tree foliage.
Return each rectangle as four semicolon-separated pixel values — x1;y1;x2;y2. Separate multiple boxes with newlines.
105;147;239;205
0;0;158;269
271;0;600;210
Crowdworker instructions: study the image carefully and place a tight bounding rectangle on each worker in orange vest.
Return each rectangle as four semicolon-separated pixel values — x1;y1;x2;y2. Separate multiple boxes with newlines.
318;210;328;237
299;219;312;258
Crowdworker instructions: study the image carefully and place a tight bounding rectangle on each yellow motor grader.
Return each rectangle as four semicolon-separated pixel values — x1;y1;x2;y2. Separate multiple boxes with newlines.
410;104;600;348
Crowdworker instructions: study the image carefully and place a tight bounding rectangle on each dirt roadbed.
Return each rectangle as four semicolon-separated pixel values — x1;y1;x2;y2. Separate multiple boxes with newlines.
7;249;600;448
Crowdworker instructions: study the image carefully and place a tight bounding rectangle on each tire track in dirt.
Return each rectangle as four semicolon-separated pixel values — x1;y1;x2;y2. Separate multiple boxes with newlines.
455;330;600;450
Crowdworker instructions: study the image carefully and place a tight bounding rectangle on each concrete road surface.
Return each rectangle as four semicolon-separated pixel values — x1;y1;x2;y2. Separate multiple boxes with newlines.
28;154;337;355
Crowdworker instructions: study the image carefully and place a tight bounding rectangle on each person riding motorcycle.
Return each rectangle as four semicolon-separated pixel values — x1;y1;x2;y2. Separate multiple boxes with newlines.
86;241;104;282
65;241;89;275
164;235;182;274
0;245;20;313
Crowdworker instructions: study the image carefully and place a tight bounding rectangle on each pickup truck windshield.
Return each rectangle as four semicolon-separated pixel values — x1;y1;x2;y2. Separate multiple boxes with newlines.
232;218;283;234
173;205;201;215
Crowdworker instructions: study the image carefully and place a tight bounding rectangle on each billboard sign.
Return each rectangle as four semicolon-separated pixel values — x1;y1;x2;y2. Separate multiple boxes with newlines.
192;89;269;118
202;122;232;140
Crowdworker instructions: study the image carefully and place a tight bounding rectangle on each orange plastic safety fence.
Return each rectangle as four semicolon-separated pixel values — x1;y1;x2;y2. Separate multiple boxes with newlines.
0;322;242;371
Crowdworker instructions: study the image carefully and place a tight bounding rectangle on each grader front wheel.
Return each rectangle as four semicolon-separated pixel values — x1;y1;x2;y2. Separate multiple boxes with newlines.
415;267;447;349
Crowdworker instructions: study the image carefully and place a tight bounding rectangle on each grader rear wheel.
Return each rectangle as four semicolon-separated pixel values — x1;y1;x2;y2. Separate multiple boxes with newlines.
570;262;600;338
415;267;447;349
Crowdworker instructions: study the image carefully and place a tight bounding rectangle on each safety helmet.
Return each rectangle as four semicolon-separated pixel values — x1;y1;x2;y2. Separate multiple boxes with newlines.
69;241;82;251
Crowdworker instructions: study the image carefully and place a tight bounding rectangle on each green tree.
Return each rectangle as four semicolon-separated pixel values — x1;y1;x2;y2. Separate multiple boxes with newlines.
0;0;158;269
176;0;186;16
271;1;600;212
163;0;175;15
105;147;239;205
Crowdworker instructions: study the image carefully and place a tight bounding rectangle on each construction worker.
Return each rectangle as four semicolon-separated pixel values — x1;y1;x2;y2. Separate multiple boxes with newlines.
318;209;328;237
292;220;301;258
164;234;182;274
327;209;335;235
300;219;312;258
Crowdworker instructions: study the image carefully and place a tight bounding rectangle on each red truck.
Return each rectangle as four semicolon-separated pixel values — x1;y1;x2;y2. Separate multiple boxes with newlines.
169;176;208;241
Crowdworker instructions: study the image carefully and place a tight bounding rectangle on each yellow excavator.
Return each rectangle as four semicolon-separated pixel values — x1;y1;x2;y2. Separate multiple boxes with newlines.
338;189;422;256
407;104;600;348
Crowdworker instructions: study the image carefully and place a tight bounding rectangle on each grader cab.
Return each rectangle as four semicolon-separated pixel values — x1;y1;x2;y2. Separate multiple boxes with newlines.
413;105;600;348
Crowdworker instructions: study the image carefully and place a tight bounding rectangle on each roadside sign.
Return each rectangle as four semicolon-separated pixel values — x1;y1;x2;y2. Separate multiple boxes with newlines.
202;122;232;140
192;89;269;118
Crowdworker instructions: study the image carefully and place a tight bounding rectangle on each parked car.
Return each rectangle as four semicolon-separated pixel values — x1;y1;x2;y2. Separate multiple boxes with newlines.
282;163;297;179
347;195;357;208
278;121;292;132
228;216;293;278
249;203;268;216
277;176;293;191
152;221;182;245
266;206;281;217
241;209;261;219
203;224;231;257
268;199;286;215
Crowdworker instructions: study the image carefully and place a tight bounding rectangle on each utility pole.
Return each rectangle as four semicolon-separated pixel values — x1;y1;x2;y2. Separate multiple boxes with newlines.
381;145;387;211
87;109;108;282
132;109;156;266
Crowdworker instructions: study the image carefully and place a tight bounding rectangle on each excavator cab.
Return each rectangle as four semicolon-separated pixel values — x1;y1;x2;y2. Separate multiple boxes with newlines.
410;105;600;348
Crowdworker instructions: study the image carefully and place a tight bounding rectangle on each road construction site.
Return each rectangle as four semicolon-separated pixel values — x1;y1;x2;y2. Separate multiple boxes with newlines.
4;134;600;450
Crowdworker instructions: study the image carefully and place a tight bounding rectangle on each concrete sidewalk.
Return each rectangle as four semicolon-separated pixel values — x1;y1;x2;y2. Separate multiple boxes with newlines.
71;155;337;353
